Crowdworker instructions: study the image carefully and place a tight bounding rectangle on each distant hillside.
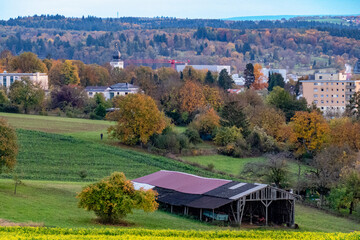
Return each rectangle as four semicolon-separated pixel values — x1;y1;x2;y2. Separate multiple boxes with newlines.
0;15;359;69
224;15;299;21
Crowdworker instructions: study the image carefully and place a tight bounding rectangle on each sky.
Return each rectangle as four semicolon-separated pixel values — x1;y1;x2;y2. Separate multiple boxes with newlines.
1;0;360;20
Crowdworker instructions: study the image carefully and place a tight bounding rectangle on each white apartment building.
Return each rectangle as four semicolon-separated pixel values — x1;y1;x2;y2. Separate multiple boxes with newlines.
0;72;49;90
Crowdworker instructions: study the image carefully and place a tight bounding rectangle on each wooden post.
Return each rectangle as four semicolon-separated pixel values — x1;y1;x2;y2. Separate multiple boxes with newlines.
170;205;173;213
200;208;202;221
212;209;215;222
250;203;253;225
237;200;240;224
184;206;187;215
265;200;268;226
292;200;295;226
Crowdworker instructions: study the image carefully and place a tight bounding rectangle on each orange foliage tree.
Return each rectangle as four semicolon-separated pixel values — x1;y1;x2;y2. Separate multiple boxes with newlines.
330;118;360;151
289;111;330;156
251;63;268;90
77;172;158;223
179;81;206;114
190;108;220;139
107;94;167;145
202;85;223;111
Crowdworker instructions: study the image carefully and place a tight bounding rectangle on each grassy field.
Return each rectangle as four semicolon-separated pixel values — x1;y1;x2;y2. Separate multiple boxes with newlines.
0;180;217;230
0;113;359;233
0;112;113;134
0;179;359;232
1;129;228;182
182;155;265;177
182;155;310;182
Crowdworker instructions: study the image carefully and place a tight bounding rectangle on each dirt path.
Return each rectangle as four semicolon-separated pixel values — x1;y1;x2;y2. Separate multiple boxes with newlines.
0;219;43;227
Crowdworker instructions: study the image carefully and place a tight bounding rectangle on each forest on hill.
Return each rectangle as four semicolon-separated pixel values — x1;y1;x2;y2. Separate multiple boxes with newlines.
0;15;359;71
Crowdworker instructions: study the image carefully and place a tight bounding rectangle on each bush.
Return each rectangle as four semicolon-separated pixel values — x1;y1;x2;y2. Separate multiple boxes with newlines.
0;103;20;113
214;126;243;146
184;128;202;145
151;128;189;154
190;108;220;140
246;126;279;154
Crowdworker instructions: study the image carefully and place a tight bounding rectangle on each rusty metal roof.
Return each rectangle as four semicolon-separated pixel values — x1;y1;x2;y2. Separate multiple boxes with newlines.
133;170;231;194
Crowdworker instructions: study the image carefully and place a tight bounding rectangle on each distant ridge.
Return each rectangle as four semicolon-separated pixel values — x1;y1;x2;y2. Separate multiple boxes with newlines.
223;14;360;21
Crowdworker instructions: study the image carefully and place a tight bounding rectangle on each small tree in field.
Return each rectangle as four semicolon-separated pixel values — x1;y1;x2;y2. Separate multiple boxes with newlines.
0;118;18;173
77;172;158;223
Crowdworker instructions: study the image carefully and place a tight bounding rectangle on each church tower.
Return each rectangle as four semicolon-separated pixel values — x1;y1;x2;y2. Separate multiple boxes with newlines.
110;43;124;69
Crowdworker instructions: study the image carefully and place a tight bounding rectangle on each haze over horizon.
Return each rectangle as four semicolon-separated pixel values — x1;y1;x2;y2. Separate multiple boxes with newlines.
1;0;360;20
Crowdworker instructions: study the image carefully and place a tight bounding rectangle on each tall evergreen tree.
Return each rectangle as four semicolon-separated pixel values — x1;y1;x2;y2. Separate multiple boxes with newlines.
204;70;215;85
244;63;254;89
218;69;234;90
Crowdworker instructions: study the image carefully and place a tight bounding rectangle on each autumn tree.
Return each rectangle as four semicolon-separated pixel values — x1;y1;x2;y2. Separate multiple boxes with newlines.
107;94;167;145
48;60;80;86
0;118;18;173
190;108;220;140
9;52;47;73
251;107;286;140
77;172;158;223
251;63;268;90
289;111;330;156
8;78;45;114
329;118;360;151
202;85;223;111
60;60;80;85
179;81;206;115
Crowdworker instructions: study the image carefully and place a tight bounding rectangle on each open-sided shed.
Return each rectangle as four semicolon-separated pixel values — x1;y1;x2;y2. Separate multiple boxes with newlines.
133;170;295;226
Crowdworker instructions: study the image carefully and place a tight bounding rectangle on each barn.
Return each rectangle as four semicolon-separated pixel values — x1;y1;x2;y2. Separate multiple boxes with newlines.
133;170;296;226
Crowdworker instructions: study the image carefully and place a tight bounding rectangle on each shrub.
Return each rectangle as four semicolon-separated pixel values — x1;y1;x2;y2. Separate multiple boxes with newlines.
184;128;202;145
214;126;243;146
190;108;220;140
246;126;279;154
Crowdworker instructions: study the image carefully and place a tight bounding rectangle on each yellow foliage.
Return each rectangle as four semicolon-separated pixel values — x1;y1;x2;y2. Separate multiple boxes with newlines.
107;94;167;145
289;111;330;155
329;118;360;151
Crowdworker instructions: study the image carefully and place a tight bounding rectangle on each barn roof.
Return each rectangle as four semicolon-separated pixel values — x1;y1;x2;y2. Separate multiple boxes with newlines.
204;181;267;200
133;170;231;195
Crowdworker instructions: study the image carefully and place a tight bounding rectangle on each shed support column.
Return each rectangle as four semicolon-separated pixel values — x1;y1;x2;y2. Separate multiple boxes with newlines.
250;204;253;225
212;209;215;222
200;209;202;221
265;201;268;226
261;200;272;227
292;200;295;226
237;200;240;224
170;205;173;213
184;206;187;215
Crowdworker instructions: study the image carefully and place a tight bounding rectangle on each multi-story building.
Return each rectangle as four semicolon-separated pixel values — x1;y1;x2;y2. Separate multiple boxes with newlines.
300;73;360;112
0;72;49;90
